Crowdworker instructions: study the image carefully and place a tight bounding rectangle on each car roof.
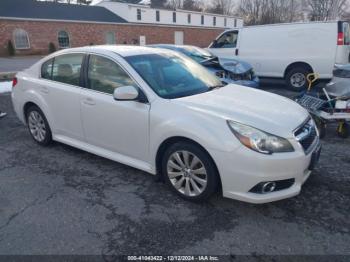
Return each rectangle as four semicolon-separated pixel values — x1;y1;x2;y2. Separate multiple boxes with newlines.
150;44;198;50
56;45;169;57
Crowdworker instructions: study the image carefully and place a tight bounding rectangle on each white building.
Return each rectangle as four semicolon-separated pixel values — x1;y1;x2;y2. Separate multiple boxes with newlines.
96;0;243;29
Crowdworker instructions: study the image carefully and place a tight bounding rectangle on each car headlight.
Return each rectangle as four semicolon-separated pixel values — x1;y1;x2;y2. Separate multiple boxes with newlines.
227;120;294;154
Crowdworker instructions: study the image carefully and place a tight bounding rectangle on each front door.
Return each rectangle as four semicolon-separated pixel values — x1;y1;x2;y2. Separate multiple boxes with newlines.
208;30;239;59
80;54;150;162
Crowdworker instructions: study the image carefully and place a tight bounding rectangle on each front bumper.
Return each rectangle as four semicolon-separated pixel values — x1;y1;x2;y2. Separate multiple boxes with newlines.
209;139;320;204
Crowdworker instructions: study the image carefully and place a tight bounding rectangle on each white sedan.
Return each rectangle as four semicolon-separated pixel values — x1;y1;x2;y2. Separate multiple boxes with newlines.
11;46;321;203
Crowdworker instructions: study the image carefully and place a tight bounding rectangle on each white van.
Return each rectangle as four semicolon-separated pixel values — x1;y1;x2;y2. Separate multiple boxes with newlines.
208;21;350;91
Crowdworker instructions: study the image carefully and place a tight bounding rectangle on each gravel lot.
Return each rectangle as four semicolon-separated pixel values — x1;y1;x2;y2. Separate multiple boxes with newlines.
0;85;349;260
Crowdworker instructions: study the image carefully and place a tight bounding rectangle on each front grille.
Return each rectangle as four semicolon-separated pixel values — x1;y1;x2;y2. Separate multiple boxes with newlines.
294;118;318;154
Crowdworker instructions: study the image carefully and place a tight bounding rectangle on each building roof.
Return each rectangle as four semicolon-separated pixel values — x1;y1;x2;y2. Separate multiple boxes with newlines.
0;0;127;24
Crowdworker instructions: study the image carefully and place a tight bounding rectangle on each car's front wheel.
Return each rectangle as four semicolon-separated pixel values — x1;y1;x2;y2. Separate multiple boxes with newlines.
26;105;52;146
162;142;219;201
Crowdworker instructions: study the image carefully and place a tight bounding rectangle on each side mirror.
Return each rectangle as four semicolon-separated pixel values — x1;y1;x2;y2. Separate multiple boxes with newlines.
113;86;139;101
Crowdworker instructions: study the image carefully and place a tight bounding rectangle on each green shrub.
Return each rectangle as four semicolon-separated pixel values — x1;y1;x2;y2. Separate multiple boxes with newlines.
7;40;15;56
48;42;56;53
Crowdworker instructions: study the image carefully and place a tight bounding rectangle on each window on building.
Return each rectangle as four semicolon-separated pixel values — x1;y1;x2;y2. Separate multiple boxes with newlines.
234;19;237;27
106;32;116;45
87;55;136;94
13;29;30;49
137;9;142;21
173;12;176;23
224;18;227;27
213;17;216;26
51;54;84;86
201;15;204;25
156;10;160;22
187;14;191;24
58;30;70;48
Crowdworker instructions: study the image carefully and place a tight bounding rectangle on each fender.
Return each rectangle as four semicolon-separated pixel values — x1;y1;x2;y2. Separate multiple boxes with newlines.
149;110;242;168
22;89;56;134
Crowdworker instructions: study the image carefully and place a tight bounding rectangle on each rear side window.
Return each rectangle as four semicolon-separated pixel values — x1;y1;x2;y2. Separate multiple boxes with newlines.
51;54;84;86
41;59;54;80
87;55;137;94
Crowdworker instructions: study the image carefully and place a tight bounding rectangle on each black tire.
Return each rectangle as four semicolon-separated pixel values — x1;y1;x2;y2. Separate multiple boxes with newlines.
161;141;219;202
26;105;52;146
337;122;349;139
285;67;312;92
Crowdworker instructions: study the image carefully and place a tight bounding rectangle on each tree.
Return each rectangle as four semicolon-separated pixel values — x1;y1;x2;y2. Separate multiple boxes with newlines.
238;0;303;25
150;0;167;8
183;0;195;10
48;42;56;53
208;0;236;15
307;0;348;21
167;0;183;9
344;11;350;21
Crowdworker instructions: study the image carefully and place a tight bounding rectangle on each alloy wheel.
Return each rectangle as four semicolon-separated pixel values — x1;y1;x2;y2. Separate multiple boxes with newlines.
28;111;47;142
167;150;208;197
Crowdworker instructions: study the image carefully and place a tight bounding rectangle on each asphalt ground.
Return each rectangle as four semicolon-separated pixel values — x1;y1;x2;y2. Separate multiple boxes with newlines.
0;84;349;261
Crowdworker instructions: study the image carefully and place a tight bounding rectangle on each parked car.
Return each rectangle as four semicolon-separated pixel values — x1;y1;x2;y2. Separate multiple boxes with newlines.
208;21;350;91
149;44;259;88
12;46;321;203
326;64;350;97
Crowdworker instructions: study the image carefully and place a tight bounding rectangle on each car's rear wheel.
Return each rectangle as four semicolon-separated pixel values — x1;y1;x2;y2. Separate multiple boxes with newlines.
162;142;219;201
26;105;52;146
285;67;312;92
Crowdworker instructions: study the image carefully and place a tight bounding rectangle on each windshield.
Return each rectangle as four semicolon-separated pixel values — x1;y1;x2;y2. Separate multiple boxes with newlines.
125;53;223;99
180;46;215;63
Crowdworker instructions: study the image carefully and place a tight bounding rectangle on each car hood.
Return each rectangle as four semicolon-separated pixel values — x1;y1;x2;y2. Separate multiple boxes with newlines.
173;84;309;138
202;57;253;74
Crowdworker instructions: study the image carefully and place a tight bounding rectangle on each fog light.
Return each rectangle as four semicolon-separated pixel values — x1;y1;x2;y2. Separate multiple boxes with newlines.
261;182;276;194
249;179;295;194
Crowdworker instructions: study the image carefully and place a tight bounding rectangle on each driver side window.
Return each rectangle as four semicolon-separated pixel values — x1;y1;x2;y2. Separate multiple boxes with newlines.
87;55;137;94
215;31;238;48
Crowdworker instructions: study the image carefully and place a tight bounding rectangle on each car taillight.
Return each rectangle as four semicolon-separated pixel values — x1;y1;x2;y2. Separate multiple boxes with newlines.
337;32;344;45
12;77;18;87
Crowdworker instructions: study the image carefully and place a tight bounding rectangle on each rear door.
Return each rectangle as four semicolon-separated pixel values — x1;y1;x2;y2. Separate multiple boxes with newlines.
335;21;350;64
39;53;85;140
208;30;239;58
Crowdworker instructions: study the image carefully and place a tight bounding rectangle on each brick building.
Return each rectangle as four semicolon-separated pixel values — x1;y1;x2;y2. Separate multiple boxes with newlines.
0;0;242;57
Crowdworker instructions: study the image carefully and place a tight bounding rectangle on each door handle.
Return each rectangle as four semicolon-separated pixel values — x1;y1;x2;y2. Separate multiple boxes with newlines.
235;49;239;56
83;98;96;106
